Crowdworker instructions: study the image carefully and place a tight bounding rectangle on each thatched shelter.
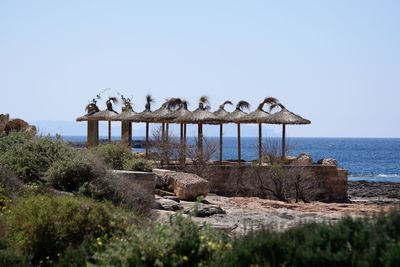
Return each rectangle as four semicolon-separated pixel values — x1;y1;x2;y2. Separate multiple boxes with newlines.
240;97;279;164
213;101;233;163
268;103;311;158
228;100;250;165
162;100;191;163
133;95;155;157
173;96;221;162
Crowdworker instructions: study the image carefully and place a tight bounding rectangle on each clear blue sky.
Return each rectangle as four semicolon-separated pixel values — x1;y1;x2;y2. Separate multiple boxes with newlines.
1;1;399;137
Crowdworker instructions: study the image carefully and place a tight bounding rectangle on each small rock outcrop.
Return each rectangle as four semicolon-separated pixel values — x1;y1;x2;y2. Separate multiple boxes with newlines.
154;169;209;201
0;114;9;133
0;115;37;136
156;198;183;211
291;153;313;166
317;158;338;166
188;205;226;217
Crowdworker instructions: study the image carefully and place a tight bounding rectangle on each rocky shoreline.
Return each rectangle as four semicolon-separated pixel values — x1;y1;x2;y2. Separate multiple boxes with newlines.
153;181;400;235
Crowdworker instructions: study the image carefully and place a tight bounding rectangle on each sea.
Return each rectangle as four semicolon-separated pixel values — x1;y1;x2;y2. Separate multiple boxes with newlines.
63;136;400;183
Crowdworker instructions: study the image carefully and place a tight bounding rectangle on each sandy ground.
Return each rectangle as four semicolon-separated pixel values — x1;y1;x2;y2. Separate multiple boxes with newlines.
152;181;399;235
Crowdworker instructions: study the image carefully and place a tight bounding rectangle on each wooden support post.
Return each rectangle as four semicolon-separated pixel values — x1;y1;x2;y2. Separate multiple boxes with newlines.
166;123;169;142
282;124;286;159
145;122;149;158
219;124;223;164
198;123;203;162
237;123;241;165
183;123;187;165
258;123;262;165
108;120;112;143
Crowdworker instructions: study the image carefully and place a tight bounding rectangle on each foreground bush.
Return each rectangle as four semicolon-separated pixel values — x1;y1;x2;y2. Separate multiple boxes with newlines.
4;195;132;266
89;143;133;170
0;133;74;183
123;158;153;172
92;213;230;267
212;209;400;267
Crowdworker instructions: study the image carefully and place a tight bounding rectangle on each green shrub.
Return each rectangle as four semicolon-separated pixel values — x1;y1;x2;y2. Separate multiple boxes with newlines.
89;143;133;170
45;152;106;192
0;134;74;183
123;158;153;172
211;209;400;267
0;131;31;153
5;195;131;266
92;213;230;267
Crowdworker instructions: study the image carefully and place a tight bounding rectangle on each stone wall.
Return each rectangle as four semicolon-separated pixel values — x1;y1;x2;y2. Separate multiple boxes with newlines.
167;164;348;202
110;170;156;197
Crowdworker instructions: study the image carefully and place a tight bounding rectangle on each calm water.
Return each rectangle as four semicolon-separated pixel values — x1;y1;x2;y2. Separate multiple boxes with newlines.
63;136;400;183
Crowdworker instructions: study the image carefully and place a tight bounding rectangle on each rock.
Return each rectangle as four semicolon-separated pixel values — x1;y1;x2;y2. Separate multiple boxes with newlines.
185;205;226;217
291;153;312;166
23;125;37;137
167;172;209;201
153;169;209;201
0;114;9;133
153;169;176;189
317;158;338;166
4;118;29;134
156;198;183;211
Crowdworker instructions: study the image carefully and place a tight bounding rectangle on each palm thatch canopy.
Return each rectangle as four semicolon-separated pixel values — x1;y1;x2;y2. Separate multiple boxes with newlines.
162;100;192;123
228;100;250;123
240;101;274;124
268;104;311;125
173;96;221;124
213;100;233;123
173;107;221;124
113;108;138;122
142;98;181;123
76;109;119;122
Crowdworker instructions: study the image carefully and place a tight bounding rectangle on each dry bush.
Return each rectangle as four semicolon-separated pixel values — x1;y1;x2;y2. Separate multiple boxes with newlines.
179;137;217;178
150;126;180;168
262;137;296;164
240;164;320;202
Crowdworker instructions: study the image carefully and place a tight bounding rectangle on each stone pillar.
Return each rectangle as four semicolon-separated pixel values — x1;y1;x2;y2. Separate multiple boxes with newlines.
121;121;132;148
87;120;99;148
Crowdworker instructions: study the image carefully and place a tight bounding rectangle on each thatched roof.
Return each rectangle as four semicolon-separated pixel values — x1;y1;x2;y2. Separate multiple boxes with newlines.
228;100;250;123
76;109;119;122
241;108;273;124
268;105;311;125
161;101;192;123
112;108;138;122
173;108;221;124
212;100;233;123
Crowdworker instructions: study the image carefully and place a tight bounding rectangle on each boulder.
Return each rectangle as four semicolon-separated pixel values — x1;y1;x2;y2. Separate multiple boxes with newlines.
317;158;338;166
291;153;313;166
0;114;9;133
153;169;209;201
153;169;176;189
5;118;29;134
